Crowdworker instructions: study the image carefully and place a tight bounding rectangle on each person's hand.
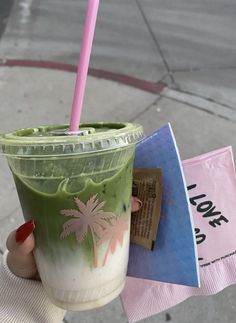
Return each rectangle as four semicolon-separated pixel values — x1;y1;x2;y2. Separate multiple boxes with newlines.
131;196;142;213
6;197;142;280
6;220;38;279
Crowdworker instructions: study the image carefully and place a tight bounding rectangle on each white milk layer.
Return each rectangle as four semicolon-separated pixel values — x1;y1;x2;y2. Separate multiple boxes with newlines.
35;228;130;310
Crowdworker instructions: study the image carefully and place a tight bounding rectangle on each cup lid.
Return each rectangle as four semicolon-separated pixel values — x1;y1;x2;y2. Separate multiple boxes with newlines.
0;123;144;157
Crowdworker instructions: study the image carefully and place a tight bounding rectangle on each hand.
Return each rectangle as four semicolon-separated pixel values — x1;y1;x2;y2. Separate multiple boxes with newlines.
6;220;38;279
131;196;142;213
6;197;142;280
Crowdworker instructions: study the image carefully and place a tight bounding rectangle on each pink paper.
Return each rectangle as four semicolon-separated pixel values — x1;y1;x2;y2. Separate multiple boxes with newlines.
184;147;236;266
121;147;236;323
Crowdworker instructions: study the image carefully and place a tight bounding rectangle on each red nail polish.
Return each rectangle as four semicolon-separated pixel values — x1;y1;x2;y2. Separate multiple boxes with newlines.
16;220;35;243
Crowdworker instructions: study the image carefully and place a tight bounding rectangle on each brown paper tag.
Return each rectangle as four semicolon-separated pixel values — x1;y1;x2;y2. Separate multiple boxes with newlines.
130;168;162;250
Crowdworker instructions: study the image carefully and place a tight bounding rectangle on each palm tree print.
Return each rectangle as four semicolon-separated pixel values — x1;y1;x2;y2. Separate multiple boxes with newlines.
98;214;129;266
60;195;114;267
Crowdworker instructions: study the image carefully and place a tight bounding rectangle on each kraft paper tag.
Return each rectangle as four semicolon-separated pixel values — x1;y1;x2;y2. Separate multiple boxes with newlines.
131;168;162;250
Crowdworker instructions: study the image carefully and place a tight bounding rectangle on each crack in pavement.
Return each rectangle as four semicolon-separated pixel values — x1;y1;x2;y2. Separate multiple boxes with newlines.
129;96;161;122
169;87;236;112
157;73;169;84
172;66;236;74
157;73;179;90
129;85;235;124
135;0;177;87
161;92;236;124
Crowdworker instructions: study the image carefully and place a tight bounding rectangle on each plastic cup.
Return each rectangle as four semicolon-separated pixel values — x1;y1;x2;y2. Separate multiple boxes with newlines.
0;123;143;311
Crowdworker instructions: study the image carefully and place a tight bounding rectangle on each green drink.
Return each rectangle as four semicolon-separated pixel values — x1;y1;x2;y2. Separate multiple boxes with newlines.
0;123;143;310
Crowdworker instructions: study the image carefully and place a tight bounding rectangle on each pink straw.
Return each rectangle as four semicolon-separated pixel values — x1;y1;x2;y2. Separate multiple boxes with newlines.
69;0;100;132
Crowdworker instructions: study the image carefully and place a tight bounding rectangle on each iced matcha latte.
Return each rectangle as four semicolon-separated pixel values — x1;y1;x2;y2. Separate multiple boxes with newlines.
0;123;143;310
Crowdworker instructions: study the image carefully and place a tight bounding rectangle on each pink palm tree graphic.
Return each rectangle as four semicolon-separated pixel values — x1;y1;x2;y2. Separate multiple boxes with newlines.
60;195;114;267
98;215;129;266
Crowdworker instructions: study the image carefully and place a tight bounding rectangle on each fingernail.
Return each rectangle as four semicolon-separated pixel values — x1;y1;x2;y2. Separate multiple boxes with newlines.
16;220;35;243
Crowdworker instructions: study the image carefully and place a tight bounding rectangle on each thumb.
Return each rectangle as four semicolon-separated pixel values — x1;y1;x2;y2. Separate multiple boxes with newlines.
6;220;38;279
131;196;142;213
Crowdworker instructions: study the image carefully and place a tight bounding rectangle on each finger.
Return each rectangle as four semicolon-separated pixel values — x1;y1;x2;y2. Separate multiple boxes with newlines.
7;251;38;279
131;196;142;213
6;220;35;255
6;221;38;279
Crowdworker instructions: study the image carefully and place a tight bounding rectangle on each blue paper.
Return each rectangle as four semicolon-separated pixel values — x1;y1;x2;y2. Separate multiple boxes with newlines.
128;123;200;287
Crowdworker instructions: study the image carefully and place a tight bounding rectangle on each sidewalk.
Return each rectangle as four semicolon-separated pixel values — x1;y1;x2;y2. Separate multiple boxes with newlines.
0;0;236;323
1;0;236;108
1;65;236;323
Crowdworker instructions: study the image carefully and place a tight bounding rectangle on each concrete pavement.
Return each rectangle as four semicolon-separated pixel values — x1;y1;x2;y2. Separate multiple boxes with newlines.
0;0;236;322
1;0;236;109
